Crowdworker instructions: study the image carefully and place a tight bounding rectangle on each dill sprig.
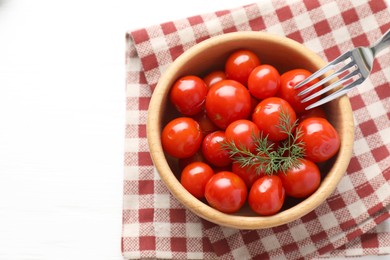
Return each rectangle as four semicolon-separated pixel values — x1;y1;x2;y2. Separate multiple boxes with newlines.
221;110;305;175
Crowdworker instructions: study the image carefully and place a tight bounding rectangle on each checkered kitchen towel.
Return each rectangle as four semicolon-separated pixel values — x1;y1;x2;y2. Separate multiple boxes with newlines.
122;0;390;259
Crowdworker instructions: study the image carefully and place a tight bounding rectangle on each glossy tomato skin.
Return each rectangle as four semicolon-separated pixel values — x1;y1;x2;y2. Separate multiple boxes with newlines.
248;64;281;100
205;79;252;129
181;162;215;199
205;171;248;213
161;117;203;159
202;131;232;167
225;119;260;153
232;161;265;189
225;49;261;85
170;75;208;116
278;69;322;114
298;117;340;162
252;97;297;141
248;175;285;216
278;158;321;198
203;70;226;88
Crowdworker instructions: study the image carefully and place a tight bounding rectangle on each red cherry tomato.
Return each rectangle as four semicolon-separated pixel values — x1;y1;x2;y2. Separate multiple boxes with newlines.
203;70;226;88
298;106;327;122
278;159;321;198
225;49;261;85
248;175;285;216
170;75;208;116
178;150;206;171
180;162;215;199
248;64;281;100
192;109;219;136
205;171;247;213
278;69;322;114
225;119;260;153
232;161;265;189
205;79;252;129
252;97;297;141
298;117;341;162
202;131;232;167
161;117;203;159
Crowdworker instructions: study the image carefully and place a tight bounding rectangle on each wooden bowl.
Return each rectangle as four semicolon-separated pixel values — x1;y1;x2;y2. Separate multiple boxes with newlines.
147;31;354;229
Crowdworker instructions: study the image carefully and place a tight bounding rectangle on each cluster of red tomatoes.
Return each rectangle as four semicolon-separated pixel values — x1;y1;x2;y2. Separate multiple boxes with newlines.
161;49;341;216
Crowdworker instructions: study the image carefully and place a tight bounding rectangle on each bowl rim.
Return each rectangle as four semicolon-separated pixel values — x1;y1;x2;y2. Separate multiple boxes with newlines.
147;31;354;229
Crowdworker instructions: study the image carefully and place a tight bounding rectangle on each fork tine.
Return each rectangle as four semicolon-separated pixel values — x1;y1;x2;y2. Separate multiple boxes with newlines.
294;50;352;90
297;60;355;96
301;69;360;103
304;75;365;110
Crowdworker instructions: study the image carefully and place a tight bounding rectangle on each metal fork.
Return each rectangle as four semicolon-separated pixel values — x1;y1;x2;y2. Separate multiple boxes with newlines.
295;29;390;110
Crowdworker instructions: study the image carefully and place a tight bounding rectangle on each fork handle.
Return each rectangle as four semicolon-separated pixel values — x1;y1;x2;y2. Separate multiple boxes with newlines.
371;29;390;56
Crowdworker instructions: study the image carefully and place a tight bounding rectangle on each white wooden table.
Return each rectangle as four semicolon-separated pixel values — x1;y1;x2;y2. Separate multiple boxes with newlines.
0;0;388;259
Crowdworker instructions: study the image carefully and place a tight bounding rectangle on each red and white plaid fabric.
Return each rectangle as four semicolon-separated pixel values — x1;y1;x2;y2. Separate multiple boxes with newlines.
122;0;390;259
